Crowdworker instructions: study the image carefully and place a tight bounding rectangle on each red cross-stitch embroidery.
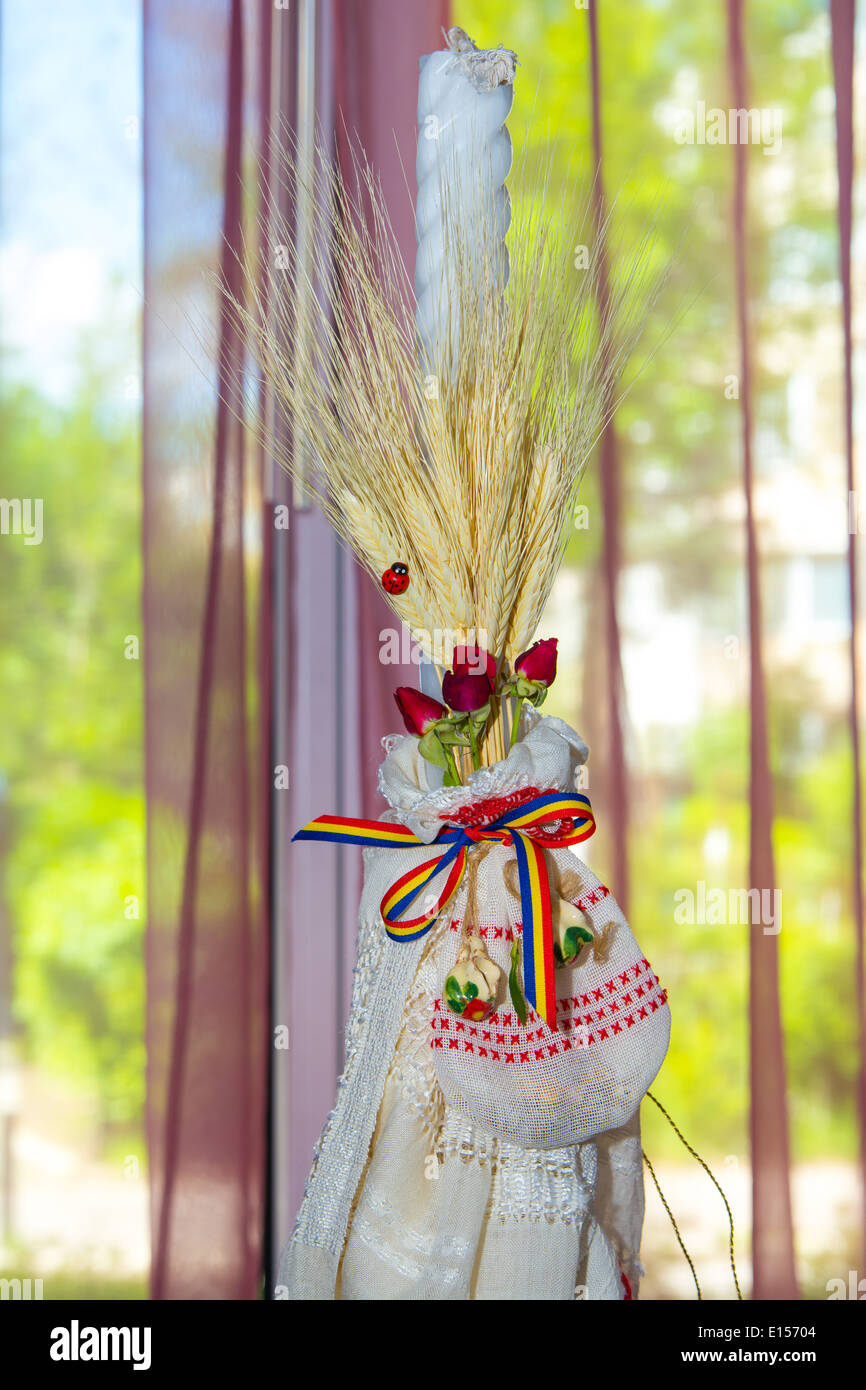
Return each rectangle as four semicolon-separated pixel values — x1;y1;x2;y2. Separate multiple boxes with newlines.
431;957;668;1062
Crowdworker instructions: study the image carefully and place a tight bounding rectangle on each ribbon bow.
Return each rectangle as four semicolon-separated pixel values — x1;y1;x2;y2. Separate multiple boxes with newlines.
292;791;595;1029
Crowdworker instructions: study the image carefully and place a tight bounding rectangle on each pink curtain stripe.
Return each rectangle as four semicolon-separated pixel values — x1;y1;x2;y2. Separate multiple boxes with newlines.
587;0;630;915
727;0;799;1299
830;0;866;1275
143;0;268;1299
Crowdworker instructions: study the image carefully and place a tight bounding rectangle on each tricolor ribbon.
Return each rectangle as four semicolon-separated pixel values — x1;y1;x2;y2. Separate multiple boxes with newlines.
292;791;596;1029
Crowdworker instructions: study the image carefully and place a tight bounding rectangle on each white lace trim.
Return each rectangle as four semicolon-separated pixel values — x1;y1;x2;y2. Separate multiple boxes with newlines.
294;913;386;1211
433;1107;597;1227
377;712;589;843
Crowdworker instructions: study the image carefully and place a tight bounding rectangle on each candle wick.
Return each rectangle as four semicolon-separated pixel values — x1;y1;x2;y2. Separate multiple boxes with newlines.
440;27;518;92
444;27;478;55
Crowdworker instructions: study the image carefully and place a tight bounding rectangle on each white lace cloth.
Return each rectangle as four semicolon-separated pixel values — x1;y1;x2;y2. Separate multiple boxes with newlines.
279;717;657;1300
377;712;588;841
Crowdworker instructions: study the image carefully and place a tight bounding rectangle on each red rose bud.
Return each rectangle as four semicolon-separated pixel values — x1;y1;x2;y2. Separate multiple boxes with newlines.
450;644;496;687
514;637;558;687
442;670;493;712
394;687;447;736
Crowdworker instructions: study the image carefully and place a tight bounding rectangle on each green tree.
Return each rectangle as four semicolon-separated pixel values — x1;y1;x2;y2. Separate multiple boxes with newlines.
0;354;144;1141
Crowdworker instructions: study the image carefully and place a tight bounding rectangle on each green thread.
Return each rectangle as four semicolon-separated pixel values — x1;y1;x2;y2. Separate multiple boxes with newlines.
642;1146;702;1300
645;1089;743;1301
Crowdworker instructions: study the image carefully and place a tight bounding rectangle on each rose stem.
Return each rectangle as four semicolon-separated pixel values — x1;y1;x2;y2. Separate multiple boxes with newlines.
510;696;525;749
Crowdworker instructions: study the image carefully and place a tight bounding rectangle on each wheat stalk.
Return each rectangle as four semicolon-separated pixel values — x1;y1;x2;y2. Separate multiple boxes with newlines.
504;445;561;659
214;127;664;748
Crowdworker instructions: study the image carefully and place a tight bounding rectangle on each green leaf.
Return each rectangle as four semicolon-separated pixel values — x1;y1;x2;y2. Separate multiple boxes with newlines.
509;943;528;1025
436;723;470;747
560;924;594;964
418;729;448;768
558;934;578;964
464;980;478;999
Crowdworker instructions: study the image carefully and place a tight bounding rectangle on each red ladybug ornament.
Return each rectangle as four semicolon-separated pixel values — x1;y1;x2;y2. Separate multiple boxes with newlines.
381;561;409;595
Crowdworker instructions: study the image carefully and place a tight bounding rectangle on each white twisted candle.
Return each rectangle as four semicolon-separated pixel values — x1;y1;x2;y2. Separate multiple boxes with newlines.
415;27;517;372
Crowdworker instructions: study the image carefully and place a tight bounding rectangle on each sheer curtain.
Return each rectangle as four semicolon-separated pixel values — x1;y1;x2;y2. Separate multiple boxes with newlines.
143;0;447;1301
143;0;269;1300
142;0;861;1300
726;0;798;1301
831;0;866;1280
